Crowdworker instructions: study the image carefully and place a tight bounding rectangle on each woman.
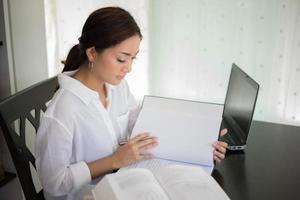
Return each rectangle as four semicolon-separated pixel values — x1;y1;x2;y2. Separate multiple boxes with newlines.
36;7;228;200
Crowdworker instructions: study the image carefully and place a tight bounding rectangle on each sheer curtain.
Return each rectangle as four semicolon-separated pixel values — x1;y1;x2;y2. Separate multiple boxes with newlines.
148;0;300;126
45;0;300;126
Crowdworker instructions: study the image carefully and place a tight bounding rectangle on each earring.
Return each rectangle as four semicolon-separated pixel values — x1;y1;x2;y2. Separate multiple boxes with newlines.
89;61;94;72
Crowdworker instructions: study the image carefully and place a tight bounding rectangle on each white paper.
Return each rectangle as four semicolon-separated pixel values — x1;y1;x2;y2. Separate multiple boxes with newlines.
131;96;224;167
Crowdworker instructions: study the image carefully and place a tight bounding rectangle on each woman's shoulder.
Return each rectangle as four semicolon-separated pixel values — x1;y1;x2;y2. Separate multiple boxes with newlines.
43;88;83;121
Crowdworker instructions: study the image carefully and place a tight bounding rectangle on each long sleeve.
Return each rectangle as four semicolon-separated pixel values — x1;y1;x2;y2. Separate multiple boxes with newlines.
35;116;91;196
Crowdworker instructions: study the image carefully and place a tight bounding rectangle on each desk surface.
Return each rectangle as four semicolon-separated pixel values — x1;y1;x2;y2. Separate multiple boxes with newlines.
212;120;300;200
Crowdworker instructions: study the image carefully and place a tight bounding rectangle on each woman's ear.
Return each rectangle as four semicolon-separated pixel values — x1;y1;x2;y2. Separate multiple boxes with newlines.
85;47;97;62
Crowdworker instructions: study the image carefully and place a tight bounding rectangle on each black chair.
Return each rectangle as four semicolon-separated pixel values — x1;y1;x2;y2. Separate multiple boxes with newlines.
0;77;58;200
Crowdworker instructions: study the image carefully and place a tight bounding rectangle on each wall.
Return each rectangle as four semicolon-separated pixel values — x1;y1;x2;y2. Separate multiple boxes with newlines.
0;0;49;199
8;0;49;91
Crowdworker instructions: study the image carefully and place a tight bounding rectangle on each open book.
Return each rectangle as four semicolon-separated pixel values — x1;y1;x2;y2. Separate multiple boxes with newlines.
119;158;215;175
130;96;224;171
92;165;229;200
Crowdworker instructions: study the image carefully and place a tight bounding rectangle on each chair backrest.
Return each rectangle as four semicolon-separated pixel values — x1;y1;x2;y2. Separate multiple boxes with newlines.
0;77;58;200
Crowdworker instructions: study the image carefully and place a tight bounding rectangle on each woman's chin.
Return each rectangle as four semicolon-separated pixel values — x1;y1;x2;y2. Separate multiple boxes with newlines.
109;79;123;85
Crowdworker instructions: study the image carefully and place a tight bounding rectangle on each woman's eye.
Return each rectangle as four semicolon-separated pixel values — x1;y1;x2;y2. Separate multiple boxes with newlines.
117;59;126;63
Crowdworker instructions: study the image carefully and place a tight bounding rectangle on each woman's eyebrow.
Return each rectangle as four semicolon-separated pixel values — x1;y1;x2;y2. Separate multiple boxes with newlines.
120;50;140;57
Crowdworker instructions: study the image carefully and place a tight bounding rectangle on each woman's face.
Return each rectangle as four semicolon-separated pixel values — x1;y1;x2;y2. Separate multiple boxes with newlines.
93;35;141;85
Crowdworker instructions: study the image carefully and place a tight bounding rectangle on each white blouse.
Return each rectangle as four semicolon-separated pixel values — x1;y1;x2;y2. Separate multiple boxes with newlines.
35;71;141;200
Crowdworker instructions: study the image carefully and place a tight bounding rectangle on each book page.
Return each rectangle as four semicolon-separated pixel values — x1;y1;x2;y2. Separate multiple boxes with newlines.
92;177;118;200
131;96;223;167
119;158;214;175
155;165;230;200
93;168;169;200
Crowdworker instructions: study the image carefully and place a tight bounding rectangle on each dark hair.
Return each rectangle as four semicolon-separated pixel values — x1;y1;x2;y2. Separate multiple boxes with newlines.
62;7;142;72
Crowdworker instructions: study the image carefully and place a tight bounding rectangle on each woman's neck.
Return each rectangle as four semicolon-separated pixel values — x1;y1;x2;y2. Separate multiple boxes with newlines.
72;66;107;98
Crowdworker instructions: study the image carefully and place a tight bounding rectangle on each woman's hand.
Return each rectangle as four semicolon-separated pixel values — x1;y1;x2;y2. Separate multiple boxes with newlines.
213;129;228;163
111;132;158;169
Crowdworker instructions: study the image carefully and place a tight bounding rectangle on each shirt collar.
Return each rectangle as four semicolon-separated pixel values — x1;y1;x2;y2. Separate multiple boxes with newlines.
58;70;115;105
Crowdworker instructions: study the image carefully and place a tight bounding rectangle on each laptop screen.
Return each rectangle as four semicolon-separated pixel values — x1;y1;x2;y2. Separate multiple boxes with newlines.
223;64;259;138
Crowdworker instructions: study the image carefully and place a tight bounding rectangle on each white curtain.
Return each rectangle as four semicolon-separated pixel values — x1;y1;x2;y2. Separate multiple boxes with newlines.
45;0;300;126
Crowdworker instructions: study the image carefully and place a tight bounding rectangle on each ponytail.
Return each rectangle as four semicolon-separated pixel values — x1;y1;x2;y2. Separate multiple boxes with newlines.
62;44;86;72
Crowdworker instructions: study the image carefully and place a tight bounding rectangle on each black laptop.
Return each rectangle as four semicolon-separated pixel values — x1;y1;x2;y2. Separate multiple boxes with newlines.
219;63;259;151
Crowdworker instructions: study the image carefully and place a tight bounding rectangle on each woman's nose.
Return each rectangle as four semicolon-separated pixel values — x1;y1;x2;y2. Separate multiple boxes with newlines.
124;63;132;73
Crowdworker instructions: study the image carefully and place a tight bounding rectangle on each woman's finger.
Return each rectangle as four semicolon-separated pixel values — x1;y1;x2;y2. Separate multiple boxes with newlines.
131;132;150;143
213;143;227;154
135;136;157;148
138;141;158;152
214;141;228;148
214;150;225;160
220;128;228;136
